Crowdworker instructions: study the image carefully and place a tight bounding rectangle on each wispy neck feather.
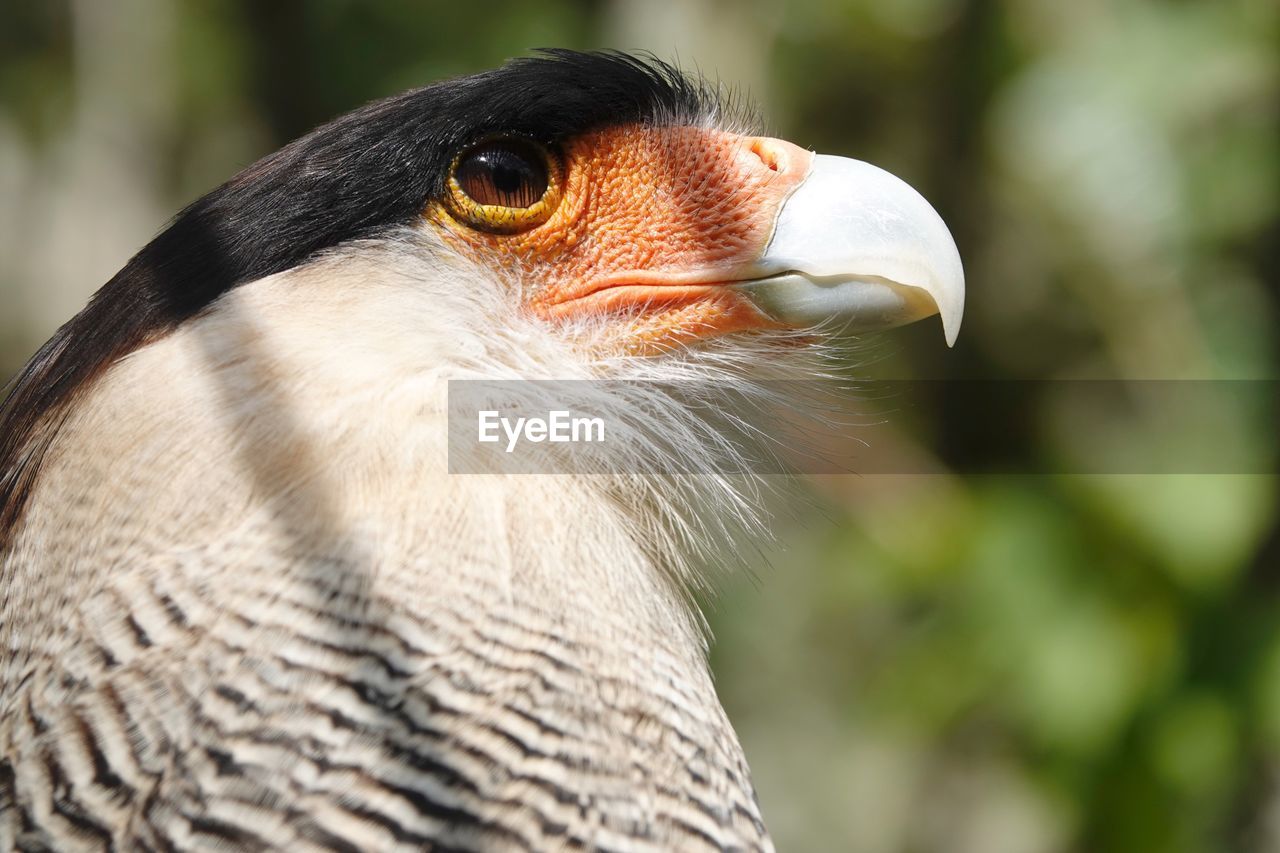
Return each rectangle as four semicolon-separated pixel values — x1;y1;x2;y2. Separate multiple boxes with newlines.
7;231;819;656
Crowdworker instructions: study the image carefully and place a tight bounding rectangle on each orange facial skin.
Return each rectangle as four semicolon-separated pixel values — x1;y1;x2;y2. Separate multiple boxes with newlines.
428;125;813;353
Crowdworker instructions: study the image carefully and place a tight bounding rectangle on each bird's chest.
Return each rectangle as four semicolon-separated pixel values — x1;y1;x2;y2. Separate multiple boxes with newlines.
3;506;772;850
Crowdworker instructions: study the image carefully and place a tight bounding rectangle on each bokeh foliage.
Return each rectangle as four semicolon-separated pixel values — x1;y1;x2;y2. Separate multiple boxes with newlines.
1;1;1277;851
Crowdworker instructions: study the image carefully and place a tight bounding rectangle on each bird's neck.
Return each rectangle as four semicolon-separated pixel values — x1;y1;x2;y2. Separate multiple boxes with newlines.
8;251;722;681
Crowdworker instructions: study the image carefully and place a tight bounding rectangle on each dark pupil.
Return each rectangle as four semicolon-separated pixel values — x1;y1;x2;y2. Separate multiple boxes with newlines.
456;142;548;209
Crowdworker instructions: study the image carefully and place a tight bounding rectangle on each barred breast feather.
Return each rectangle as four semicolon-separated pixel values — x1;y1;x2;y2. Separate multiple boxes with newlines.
0;255;776;851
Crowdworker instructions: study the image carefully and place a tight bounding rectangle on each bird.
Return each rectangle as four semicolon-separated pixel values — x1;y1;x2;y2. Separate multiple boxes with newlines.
0;50;962;851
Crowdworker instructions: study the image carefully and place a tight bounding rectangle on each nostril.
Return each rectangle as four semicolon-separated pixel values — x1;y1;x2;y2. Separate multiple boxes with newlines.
749;138;783;173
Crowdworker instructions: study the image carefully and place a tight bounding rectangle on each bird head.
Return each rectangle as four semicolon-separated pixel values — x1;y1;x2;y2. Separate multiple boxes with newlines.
0;51;963;554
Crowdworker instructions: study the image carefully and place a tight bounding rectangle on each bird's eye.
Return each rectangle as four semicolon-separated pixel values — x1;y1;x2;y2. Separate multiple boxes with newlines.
456;142;548;207
445;139;562;234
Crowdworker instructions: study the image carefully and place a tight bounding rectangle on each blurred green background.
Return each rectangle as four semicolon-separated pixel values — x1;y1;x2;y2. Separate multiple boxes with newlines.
1;1;1277;850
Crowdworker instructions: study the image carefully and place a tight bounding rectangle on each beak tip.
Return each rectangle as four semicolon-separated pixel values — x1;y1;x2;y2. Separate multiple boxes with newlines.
944;317;961;348
939;277;965;348
928;216;966;349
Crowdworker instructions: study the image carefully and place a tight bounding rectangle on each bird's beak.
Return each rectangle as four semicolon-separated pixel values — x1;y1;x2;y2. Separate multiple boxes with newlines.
732;154;965;346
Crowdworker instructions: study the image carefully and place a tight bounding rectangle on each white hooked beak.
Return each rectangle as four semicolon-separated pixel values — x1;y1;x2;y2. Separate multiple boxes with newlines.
734;154;965;346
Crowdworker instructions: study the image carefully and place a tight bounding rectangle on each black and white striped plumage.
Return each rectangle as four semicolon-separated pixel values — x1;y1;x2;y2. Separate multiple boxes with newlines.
0;51;962;851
